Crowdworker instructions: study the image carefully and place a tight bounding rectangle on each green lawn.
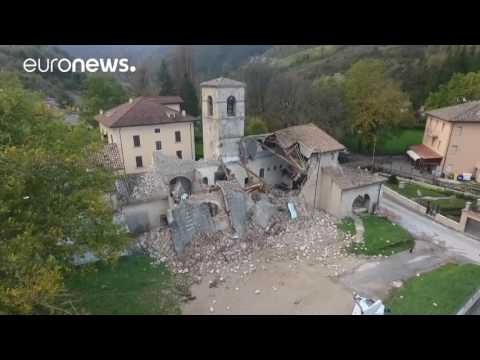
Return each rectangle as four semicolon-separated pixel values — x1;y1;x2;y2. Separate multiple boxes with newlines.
388;182;476;221
195;140;203;160
350;215;414;256
386;263;480;315
343;128;424;155
66;255;181;315
338;217;356;236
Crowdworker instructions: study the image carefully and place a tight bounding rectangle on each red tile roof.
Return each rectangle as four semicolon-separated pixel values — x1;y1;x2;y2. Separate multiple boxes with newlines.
95;96;196;128
409;144;443;160
91;143;124;170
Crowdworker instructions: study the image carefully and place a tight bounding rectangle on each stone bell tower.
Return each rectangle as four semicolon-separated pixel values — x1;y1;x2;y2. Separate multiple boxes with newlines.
200;77;246;163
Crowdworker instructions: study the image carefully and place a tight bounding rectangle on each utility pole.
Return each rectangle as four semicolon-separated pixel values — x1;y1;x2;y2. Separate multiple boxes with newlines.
371;133;377;173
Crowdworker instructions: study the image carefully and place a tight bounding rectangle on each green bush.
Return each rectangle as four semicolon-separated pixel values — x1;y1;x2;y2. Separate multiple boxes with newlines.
388;175;399;185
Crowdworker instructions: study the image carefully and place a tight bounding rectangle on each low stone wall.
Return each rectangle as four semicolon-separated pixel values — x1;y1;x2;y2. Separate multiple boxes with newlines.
383;186;427;215
434;213;463;232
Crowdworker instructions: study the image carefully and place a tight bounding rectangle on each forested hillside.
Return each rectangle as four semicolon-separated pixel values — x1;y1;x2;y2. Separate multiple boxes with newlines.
0;45;85;105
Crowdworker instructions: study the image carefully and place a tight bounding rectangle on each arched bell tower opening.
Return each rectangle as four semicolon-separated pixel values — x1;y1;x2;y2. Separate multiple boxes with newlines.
200;77;246;163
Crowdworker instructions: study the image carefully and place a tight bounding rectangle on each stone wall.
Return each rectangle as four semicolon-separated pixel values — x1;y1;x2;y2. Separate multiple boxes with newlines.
383;186;427;214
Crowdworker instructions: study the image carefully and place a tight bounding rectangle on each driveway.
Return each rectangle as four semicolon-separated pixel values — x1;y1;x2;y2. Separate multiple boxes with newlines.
339;240;454;299
379;196;480;264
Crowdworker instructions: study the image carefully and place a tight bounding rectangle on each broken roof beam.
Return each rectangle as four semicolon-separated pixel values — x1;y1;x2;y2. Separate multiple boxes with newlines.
260;141;307;173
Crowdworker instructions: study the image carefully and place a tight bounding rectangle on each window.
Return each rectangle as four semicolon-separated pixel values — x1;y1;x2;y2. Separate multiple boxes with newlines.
244;177;249;185
279;164;283;169
103;133;108;143
273;166;277;171
155;141;162;150
155;128;160;133
110;135;113;143
207;96;213;116
135;156;143;168
227;96;236;116
259;168;264;178
456;126;463;136
176;151;183;159
267;167;271;171
331;153;335;160
133;135;141;147
202;177;208;185
175;131;181;143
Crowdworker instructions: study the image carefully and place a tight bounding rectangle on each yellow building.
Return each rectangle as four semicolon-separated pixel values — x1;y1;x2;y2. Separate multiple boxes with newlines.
96;96;197;174
408;101;480;179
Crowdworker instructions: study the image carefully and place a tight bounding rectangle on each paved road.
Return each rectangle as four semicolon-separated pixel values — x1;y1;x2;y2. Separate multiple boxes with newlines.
379;196;480;264
467;299;480;315
339;240;452;299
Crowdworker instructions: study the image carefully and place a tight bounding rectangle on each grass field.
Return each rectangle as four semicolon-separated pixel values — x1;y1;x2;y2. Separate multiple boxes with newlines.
388;182;476;221
349;215;414;256
338;217;356;236
386;263;480;315
343;128;424;155
66;256;181;315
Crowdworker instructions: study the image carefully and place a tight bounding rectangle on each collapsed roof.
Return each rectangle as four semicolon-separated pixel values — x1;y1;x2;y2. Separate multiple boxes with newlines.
270;123;345;158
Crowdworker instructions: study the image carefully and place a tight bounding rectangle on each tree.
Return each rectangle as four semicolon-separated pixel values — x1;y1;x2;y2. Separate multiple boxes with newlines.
80;74;128;127
0;73;131;314
157;60;175;96
425;71;480;109
179;74;199;117
344;59;413;148
246;117;269;135
239;63;274;116
172;45;195;92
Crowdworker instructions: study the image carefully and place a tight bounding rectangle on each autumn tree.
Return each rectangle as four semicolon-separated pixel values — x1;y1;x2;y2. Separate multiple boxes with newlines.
344;59;413;149
0;72;131;314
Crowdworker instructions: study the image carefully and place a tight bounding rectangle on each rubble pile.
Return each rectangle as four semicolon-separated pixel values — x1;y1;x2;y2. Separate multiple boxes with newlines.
137;191;358;283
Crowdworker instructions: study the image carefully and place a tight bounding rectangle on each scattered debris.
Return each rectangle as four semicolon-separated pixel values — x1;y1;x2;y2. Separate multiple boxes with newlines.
392;280;403;288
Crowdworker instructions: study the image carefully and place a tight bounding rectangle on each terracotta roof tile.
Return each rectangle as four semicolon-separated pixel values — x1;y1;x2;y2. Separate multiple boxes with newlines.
91;143;124;170
409;144;443;160
200;77;246;88
426;100;480;122
95;96;196;128
273;123;345;156
322;166;385;190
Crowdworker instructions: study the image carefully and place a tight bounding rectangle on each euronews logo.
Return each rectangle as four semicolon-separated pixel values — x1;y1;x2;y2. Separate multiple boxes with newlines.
23;58;137;73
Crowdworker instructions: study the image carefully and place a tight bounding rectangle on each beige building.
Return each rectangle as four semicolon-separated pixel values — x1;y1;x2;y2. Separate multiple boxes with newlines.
96;96;197;174
409;101;480;179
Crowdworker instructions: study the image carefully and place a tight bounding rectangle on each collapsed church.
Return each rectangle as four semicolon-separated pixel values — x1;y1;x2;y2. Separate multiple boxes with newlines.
107;77;385;255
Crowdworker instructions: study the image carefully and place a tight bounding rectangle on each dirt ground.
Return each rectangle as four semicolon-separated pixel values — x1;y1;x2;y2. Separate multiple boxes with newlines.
182;249;362;315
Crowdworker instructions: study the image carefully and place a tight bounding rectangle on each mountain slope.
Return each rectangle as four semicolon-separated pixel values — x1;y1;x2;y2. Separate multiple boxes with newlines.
0;45;85;105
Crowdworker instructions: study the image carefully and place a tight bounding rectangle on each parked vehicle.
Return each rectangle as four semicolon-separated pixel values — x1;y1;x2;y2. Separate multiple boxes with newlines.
352;294;389;315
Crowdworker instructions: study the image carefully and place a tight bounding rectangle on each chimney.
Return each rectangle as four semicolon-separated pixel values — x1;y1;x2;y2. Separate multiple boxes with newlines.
182;110;186;116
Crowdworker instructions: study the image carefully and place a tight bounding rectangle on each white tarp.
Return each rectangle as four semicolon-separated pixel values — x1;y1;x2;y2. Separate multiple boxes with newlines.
406;150;420;162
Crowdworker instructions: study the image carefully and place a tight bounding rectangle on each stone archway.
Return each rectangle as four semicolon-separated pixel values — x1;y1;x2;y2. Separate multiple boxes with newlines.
169;176;192;202
352;194;371;214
